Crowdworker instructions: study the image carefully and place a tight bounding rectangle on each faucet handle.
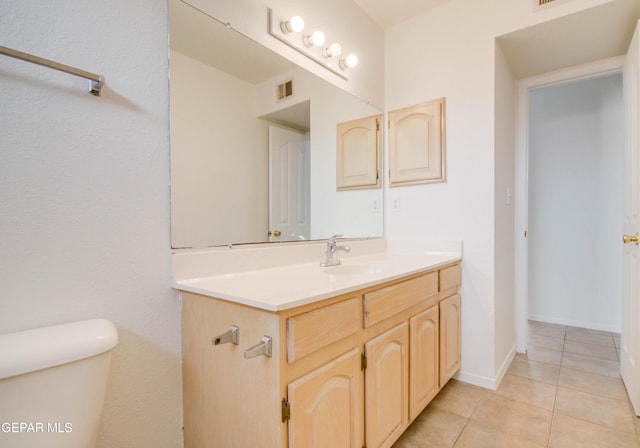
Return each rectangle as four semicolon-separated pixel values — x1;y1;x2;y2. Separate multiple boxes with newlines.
328;234;343;243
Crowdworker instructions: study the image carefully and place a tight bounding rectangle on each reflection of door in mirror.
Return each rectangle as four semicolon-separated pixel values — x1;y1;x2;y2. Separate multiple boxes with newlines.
269;126;310;242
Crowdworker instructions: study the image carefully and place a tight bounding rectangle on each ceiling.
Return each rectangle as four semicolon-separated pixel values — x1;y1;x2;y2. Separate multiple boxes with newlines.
498;0;640;79
353;0;451;28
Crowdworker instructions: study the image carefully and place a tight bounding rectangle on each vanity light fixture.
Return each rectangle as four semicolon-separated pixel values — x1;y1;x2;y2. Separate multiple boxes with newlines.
323;42;342;58
268;8;356;80
339;53;359;70
281;15;304;34
303;30;326;47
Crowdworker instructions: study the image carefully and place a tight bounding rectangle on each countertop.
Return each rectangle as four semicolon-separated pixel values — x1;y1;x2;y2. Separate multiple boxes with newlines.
172;240;462;311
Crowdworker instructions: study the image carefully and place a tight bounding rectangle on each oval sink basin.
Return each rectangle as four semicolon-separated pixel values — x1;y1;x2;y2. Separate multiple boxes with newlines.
322;263;390;276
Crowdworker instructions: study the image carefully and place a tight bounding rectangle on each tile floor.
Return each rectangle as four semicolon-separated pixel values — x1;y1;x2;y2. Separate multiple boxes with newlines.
394;321;640;448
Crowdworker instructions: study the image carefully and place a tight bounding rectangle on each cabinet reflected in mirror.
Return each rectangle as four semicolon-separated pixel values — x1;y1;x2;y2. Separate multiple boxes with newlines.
169;0;384;248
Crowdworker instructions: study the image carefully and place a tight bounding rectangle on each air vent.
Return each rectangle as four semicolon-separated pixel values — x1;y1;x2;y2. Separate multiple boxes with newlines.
277;79;293;101
533;0;572;11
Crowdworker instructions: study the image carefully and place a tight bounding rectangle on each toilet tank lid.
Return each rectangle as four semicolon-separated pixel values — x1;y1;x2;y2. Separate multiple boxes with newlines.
0;319;118;380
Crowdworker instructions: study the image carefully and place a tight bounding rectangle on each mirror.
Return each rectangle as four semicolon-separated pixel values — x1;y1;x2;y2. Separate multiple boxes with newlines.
169;0;383;248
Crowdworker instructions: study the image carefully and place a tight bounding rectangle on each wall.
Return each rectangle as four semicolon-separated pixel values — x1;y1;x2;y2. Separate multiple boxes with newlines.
0;1;183;447
385;0;616;386
183;0;385;109
170;50;269;248
256;67;384;239
528;74;624;332
494;42;517;375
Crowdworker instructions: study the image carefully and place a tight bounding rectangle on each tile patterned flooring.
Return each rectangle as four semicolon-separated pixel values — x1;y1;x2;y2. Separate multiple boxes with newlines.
394;321;640;448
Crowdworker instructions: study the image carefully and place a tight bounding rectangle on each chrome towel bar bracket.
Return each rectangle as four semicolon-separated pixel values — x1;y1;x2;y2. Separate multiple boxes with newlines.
0;45;105;96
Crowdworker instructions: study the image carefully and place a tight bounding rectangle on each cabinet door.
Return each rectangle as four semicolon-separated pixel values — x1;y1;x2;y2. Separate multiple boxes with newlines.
388;98;445;186
365;322;409;448
409;305;439;420
288;348;364;448
336;114;381;190
439;294;461;387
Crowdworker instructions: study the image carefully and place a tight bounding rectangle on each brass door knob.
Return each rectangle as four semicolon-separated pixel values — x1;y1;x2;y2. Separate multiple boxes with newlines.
623;233;639;245
273;230;281;237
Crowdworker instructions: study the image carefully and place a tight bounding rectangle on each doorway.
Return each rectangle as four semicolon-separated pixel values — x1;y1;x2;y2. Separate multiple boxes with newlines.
528;74;624;331
515;57;625;352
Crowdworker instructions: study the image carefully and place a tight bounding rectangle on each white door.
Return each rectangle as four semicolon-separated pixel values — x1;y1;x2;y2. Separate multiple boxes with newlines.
622;19;640;417
268;126;310;242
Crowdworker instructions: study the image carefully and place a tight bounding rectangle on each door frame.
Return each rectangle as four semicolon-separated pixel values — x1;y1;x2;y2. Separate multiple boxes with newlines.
514;56;625;352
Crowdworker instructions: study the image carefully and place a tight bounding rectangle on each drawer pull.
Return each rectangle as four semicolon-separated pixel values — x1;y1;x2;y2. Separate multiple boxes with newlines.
244;336;273;359
213;325;239;346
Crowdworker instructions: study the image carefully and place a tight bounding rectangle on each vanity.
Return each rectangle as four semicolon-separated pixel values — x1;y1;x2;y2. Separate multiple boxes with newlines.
173;240;462;448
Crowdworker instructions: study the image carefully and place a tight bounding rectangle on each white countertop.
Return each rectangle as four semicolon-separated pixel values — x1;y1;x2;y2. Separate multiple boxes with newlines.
172;240;462;311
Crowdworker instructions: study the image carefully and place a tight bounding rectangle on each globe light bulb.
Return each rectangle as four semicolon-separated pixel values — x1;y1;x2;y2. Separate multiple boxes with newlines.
281;15;304;33
323;42;343;58
340;53;358;70
304;30;325;47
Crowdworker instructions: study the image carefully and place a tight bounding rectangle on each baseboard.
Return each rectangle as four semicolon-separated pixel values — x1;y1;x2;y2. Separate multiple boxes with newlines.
454;344;517;391
494;344;517;387
528;314;620;333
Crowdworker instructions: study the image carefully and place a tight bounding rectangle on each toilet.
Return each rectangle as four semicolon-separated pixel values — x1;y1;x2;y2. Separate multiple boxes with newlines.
0;319;118;447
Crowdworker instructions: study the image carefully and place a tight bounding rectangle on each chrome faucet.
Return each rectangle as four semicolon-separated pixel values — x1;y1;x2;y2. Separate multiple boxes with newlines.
320;234;351;267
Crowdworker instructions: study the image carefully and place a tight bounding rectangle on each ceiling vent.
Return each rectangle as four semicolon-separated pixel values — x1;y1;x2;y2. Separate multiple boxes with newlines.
533;0;573;11
277;79;294;101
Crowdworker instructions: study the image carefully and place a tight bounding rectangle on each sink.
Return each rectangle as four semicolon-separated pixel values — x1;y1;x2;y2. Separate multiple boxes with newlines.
322;262;390;276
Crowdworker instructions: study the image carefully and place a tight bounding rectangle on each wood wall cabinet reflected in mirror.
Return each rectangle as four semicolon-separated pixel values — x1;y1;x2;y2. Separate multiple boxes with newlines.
389;98;446;187
336;114;382;190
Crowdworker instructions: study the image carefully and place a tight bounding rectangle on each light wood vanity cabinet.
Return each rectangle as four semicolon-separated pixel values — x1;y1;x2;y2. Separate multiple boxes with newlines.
181;262;461;448
287;348;364;448
409;305;439;420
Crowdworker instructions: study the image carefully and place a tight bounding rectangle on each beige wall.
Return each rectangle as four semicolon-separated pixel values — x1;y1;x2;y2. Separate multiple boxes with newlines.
385;0;618;386
170;50;269;248
0;0;182;446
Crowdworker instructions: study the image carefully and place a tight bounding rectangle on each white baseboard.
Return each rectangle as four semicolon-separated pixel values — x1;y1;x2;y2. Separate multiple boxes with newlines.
528;314;620;333
454;344;517;391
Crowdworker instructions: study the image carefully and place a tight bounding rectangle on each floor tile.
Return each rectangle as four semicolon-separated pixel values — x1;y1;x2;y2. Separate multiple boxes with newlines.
558;366;629;402
396;322;636;448
507;356;561;384
555;387;637;434
549;413;640;448
565;326;615;347
393;407;467;448
517;346;563;366
452;421;545;448
563;339;619;361
495;374;557;410
528;321;566;340
561;351;621;378
470;395;552;445
528;332;565;352
430;380;490;418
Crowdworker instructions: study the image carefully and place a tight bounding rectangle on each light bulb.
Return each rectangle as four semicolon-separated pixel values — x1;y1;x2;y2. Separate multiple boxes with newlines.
304;30;325;47
340;54;358;70
281;15;304;33
323;42;342;58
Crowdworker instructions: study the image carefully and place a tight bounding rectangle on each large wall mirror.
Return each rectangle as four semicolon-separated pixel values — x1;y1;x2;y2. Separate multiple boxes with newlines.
169;0;384;249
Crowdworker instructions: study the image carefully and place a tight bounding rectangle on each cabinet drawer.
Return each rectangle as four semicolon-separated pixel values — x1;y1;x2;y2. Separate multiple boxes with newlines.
364;272;438;328
439;264;461;292
287;297;362;363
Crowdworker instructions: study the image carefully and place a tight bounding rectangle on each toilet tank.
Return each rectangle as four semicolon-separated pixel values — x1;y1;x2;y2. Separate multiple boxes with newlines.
0;319;118;448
